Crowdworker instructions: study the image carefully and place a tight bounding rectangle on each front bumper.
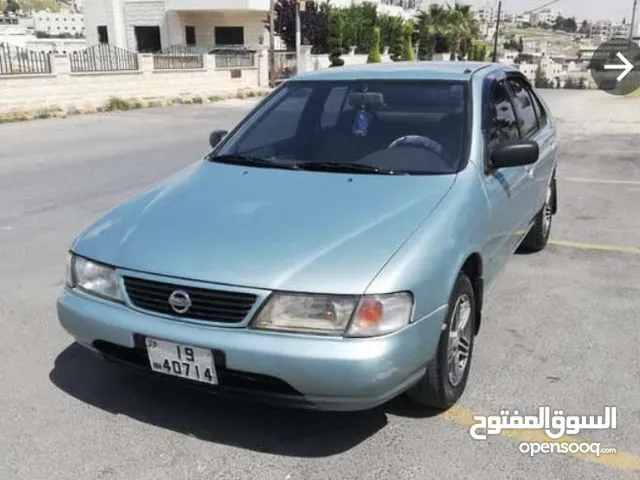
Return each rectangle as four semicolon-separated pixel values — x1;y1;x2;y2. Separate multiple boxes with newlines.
57;288;446;411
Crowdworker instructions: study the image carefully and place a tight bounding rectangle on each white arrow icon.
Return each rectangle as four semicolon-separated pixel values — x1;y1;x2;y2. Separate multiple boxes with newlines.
604;52;634;81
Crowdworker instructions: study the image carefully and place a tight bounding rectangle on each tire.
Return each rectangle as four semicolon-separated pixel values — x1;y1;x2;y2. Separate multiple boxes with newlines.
520;176;556;253
407;273;476;410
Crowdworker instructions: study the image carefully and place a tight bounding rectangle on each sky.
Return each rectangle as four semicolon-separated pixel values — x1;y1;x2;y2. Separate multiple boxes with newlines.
462;0;637;23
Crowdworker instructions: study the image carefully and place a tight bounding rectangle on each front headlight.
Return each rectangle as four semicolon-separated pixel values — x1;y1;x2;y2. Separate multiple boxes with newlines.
67;254;123;302
252;292;413;337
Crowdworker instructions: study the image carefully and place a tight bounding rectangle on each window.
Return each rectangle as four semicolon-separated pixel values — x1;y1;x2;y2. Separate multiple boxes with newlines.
185;25;195;45
489;81;520;144
97;25;108;44
507;77;538;137
230;86;313;153
214;26;243;45
529;87;547;127
216;80;469;175
320;86;349;129
134;26;161;53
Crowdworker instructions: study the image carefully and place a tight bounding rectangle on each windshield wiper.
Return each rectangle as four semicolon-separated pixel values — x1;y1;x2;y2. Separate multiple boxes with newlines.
294;161;390;174
208;154;297;170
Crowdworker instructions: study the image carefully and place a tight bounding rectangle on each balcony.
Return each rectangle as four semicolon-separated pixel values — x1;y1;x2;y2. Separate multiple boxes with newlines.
164;0;270;12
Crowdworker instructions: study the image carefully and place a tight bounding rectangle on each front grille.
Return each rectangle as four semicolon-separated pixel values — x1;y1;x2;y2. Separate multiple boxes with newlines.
122;276;257;323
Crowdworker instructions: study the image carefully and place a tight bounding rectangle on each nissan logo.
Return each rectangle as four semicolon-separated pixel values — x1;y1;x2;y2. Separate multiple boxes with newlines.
168;290;192;314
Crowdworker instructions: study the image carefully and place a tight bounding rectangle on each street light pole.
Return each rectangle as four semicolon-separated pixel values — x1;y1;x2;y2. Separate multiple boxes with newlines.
492;0;502;62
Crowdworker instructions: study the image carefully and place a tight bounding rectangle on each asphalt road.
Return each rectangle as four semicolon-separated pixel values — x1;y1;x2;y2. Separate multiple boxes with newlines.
1;91;639;480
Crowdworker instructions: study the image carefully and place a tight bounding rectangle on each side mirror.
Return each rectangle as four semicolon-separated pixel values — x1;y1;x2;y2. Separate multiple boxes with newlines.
490;140;539;169
209;130;228;148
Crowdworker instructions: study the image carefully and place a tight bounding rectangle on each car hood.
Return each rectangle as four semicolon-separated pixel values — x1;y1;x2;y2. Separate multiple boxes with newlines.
73;161;455;294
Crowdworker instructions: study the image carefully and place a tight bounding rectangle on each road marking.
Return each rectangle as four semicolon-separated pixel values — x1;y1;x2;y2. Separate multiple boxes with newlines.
564;177;640;186
549;239;640;255
443;406;640;474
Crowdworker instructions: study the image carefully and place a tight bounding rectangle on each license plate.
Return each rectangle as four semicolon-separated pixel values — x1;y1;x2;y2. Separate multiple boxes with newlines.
145;338;218;385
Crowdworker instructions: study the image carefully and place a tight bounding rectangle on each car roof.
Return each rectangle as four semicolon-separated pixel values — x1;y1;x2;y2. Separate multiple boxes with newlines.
292;61;517;82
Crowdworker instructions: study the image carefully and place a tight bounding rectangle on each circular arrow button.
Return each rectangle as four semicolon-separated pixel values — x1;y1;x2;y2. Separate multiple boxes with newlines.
589;39;640;96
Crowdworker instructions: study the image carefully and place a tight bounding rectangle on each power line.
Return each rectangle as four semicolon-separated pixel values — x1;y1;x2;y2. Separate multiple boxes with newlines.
522;0;561;15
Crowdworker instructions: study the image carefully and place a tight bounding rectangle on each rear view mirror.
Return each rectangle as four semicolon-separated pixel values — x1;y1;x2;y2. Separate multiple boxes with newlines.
209;130;228;148
490;140;539;169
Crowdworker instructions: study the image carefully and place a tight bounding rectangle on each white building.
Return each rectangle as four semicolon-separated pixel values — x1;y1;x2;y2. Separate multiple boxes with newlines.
33;11;85;37
83;0;420;53
590;20;634;40
530;8;561;26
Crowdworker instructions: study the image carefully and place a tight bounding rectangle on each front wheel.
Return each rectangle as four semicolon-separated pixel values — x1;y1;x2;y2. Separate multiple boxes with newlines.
407;273;476;410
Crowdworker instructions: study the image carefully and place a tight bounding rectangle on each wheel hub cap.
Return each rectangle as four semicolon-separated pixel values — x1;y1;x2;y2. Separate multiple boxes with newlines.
447;294;472;387
542;184;553;236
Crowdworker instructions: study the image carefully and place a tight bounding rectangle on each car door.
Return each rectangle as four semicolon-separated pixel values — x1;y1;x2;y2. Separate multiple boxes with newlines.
478;73;530;285
505;74;557;227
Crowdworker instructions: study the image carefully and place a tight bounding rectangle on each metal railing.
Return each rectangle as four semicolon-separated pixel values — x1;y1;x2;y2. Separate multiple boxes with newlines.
214;49;256;68
0;42;51;75
153;52;204;70
274;50;296;80
70;44;139;72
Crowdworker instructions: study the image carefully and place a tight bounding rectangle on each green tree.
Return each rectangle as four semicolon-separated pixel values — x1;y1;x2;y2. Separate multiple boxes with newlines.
401;22;415;61
534;67;554;88
339;2;377;54
11;0;59;11
447;3;479;60
4;0;19;12
377;14;405;61
267;0;329;53
327;11;344;67
470;42;488;61
367;26;382;63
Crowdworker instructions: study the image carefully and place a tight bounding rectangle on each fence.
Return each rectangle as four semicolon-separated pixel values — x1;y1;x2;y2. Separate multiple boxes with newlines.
0;43;51;75
274;50;296;80
153;51;204;70
215;49;256;69
70;44;139;73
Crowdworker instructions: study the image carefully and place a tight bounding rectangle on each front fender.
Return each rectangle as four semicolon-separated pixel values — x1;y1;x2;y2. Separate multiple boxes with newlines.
365;164;490;323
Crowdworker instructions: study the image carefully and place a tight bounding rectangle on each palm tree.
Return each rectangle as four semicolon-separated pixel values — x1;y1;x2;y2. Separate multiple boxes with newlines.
416;4;451;60
447;3;479;61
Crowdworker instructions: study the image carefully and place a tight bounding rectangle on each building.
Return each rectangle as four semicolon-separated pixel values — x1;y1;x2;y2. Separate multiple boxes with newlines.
83;0;420;53
33;11;85;37
530;8;561;26
590;20;634;40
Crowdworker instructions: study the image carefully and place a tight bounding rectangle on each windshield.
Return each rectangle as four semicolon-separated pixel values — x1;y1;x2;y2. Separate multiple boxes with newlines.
213;80;470;175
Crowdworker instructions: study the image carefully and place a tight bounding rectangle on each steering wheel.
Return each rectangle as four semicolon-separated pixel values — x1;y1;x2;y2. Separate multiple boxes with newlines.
387;135;445;156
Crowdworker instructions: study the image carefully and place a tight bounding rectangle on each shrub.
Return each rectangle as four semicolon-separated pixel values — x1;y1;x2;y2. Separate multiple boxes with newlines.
367;27;382;63
327;11;344;67
104;97;131;111
401;23;415;61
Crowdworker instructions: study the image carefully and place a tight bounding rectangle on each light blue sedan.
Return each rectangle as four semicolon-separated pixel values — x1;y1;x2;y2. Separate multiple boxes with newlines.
57;61;558;411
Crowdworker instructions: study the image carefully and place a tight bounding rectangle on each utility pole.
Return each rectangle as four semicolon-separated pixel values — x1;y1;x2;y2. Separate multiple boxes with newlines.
492;0;502;62
630;0;638;40
295;1;303;74
269;0;276;87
